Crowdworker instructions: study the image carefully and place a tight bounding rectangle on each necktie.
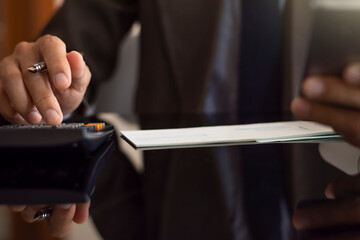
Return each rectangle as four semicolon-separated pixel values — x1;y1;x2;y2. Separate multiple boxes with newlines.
239;0;283;118
239;1;288;240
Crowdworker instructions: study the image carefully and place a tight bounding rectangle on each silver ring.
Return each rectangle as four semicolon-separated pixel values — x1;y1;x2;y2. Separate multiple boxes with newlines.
33;208;53;222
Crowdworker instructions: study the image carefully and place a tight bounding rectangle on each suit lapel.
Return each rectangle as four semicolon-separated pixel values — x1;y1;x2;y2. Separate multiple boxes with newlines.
156;0;225;112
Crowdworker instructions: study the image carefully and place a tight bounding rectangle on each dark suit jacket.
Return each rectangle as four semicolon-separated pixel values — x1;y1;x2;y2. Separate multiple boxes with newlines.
44;0;238;114
43;1;297;240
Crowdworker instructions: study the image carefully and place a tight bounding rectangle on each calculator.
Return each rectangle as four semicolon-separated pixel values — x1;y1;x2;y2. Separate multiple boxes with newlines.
0;122;114;153
0;137;115;204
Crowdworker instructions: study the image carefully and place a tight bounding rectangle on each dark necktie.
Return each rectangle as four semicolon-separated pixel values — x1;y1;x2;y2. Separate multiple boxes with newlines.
239;0;283;118
238;1;288;240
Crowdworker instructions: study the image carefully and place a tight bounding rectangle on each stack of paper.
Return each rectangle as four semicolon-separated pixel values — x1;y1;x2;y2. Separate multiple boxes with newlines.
120;121;342;150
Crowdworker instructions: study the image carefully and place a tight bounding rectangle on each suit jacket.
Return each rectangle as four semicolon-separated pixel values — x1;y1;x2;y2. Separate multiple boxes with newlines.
43;1;249;240
44;0;239;114
44;1;336;240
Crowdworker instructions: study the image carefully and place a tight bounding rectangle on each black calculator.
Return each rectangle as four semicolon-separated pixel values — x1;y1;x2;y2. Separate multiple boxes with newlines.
0;137;115;204
0;123;114;153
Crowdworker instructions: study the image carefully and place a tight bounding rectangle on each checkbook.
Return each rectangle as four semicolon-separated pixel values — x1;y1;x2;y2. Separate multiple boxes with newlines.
120;121;343;150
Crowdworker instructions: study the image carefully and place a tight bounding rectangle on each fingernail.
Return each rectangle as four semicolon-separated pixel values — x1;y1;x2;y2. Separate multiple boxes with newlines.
292;212;310;230
59;204;72;210
27;111;42;124
45;109;61;124
303;78;324;99
55;73;68;88
292;98;311;119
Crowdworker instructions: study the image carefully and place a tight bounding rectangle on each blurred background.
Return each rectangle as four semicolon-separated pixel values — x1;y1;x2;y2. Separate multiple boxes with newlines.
0;0;64;58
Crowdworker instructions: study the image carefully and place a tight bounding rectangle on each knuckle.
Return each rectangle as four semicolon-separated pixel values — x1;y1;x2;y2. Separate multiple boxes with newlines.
13;41;30;55
38;34;56;44
0;66;20;85
22;73;39;85
0;56;12;67
0;65;18;78
0;57;16;78
39;34;65;50
34;94;54;109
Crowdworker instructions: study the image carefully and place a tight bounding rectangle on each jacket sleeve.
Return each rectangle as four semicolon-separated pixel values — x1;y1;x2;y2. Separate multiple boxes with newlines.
0;0;137;125
42;0;138;108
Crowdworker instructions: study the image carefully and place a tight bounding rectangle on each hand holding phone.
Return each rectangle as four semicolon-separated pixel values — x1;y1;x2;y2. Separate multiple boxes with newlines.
292;0;360;149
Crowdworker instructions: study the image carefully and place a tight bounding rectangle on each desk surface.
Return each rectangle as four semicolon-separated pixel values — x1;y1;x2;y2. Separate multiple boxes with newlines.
87;113;347;240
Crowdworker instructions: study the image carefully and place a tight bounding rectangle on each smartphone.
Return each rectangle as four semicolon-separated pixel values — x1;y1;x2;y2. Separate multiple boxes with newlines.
303;0;360;79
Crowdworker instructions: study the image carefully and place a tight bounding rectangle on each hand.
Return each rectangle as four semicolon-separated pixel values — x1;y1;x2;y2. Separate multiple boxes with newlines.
0;35;91;125
292;175;360;239
291;63;360;147
9;201;90;238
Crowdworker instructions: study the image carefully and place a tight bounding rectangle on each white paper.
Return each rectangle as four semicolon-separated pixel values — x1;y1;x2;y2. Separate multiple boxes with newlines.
120;121;342;150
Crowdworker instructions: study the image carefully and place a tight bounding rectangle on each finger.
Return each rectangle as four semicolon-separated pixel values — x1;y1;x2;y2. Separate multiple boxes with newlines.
53;52;90;116
334;131;360;151
291;98;360;146
9;205;26;212
0;86;26;124
73;200;90;224
301;76;360;110
291;97;350;129
17;47;63;125
24;75;62;125
343;63;360;86
292;197;360;230
66;51;90;92
20;205;47;223
325;176;360;199
47;204;75;238
0;55;41;124
38;35;71;90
